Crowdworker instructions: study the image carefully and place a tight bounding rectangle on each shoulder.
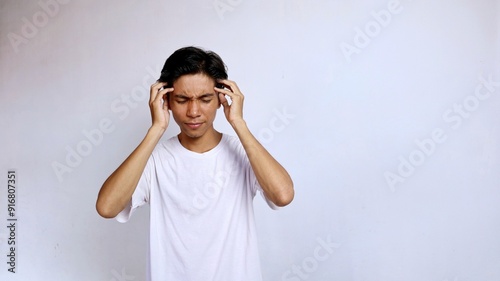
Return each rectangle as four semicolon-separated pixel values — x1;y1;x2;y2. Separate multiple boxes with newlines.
219;134;249;164
221;133;240;147
220;134;244;153
150;135;179;158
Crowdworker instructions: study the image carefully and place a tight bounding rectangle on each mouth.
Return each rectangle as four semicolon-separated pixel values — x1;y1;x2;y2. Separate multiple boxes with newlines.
185;122;203;130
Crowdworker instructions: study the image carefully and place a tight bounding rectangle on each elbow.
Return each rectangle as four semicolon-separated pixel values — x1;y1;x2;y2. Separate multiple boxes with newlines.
95;197;119;219
273;184;294;207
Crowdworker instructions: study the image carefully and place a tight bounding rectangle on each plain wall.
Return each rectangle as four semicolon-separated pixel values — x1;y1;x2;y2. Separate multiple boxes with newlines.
1;0;499;280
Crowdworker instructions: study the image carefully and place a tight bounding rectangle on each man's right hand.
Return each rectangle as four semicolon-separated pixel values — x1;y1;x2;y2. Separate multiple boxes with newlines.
96;82;174;219
149;81;173;131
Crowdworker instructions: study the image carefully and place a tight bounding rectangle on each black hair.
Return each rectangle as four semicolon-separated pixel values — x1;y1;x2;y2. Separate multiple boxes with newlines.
158;46;228;86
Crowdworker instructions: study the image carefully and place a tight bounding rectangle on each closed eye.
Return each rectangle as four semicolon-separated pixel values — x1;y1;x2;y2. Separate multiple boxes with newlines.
173;93;215;104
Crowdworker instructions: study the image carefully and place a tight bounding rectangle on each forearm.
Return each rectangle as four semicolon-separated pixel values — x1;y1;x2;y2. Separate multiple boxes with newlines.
96;125;165;218
231;119;294;207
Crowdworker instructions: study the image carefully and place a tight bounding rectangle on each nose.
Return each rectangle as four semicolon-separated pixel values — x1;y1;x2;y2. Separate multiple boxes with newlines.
186;100;201;117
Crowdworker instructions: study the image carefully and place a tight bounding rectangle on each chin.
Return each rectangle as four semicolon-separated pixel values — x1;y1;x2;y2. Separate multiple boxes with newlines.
181;128;206;139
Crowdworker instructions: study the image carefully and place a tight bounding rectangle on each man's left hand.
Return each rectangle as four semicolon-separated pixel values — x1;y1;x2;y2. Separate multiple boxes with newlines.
216;79;245;126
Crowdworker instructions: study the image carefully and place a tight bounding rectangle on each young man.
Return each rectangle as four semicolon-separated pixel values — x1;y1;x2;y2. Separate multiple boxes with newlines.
96;46;294;280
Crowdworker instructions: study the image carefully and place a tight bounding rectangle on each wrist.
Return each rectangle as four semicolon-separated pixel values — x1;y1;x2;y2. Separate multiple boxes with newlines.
148;124;166;138
230;118;247;130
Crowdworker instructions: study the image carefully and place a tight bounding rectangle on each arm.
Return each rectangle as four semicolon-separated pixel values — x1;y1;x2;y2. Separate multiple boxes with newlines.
95;82;173;218
216;80;294;207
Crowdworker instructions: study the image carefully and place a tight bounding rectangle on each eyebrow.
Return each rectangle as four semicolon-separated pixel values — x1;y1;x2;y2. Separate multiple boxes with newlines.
173;93;215;99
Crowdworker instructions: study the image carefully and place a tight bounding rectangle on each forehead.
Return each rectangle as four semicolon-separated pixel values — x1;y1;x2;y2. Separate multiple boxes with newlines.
172;73;215;97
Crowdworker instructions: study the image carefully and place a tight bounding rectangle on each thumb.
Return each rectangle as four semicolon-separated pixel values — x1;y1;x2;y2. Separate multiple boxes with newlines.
219;93;231;117
219;93;229;108
219;93;228;104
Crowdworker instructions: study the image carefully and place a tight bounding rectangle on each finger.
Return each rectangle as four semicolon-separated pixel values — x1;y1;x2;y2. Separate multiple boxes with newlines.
151;81;167;93
155;87;174;105
214;85;237;99
218;93;230;116
217;79;241;93
216;89;236;107
162;95;169;111
152;88;173;111
216;82;244;103
150;82;168;102
218;92;229;105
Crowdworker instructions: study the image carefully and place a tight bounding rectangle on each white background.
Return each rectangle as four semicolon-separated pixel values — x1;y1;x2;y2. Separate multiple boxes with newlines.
1;0;499;280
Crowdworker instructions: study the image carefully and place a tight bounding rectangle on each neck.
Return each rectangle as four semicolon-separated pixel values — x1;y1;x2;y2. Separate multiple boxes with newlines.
178;129;222;153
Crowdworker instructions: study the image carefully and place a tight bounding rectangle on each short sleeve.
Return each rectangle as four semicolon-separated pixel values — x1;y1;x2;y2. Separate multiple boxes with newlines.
115;156;154;223
231;134;280;211
251;168;280;211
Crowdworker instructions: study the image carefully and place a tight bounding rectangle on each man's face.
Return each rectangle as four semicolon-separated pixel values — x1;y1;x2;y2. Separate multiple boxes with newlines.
169;73;220;140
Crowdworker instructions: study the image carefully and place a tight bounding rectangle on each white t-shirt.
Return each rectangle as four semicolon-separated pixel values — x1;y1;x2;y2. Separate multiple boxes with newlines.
116;134;277;281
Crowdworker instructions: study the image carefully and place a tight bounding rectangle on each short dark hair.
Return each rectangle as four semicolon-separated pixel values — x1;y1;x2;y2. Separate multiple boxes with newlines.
158;46;228;86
